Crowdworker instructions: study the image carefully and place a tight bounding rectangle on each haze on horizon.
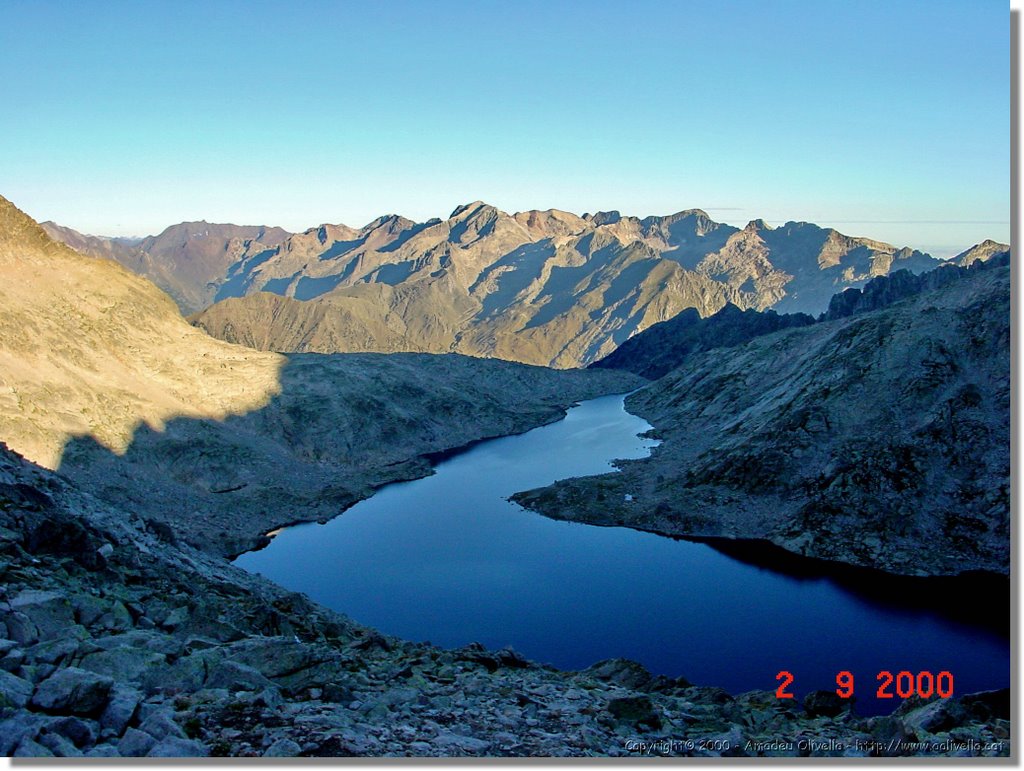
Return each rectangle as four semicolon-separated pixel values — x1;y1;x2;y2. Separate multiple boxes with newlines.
0;0;1009;258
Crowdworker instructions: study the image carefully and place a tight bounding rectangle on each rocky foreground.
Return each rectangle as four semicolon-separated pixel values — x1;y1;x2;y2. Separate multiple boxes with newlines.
0;445;1010;757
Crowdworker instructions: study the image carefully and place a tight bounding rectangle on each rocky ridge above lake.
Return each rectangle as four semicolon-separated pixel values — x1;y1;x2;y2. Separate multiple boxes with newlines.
516;259;1010;577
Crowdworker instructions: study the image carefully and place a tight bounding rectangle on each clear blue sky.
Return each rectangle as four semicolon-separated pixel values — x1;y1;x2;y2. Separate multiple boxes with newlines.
0;0;1009;256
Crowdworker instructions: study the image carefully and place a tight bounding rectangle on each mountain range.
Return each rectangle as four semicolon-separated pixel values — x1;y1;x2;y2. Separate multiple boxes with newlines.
15;191;1010;575
46;203;989;368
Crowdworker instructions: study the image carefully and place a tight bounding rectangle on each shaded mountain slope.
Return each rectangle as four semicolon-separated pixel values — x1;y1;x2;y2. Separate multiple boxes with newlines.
189;202;941;367
591;248;1009;380
590;304;816;380
515;262;1010;577
60;353;642;557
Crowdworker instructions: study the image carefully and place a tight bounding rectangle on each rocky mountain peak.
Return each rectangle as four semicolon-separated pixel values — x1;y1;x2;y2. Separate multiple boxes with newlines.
362;214;415;236
449;201;494;220
584;210;623;226
950;239;1010;267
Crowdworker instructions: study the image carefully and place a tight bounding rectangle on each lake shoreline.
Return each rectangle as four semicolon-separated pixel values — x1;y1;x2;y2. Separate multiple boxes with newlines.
238;394;1009;718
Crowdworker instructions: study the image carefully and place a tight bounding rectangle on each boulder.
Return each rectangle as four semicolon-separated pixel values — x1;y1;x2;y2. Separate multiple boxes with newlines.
140;649;223;694
147;736;208;757
85;743;121;757
225;637;336;681
99;684;143;734
0;712;53;754
9;590;75;640
71;595;109;628
586;659;654;691
26;634;85;665
263;737;302;757
803;689;847;718
0;668;34;708
79;646;166;681
13;737;55;757
30;667;114;715
432;732;491;754
36;729;84;757
3;612;39;645
901;699;966;738
50;716;97;748
960;688;1010;720
496;646;530;668
0;646;25;673
321;682;354;704
96;601;133;632
201;659;276;692
606;695;662;729
93;629;182;655
117;727;157;756
138;710;187;741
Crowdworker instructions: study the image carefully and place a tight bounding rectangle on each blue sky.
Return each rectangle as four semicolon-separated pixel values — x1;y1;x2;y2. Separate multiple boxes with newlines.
0;0;1010;255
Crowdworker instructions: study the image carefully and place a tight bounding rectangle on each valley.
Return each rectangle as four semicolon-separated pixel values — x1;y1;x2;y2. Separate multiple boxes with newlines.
0;193;1010;758
2;0;1009;759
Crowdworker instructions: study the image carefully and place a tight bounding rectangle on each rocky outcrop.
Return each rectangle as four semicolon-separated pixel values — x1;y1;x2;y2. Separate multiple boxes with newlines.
0;444;1009;757
821;252;1010;321
515;261;1010;577
589;304;815;380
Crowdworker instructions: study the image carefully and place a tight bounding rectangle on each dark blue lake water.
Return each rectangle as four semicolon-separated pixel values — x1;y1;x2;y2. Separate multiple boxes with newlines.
235;393;1009;715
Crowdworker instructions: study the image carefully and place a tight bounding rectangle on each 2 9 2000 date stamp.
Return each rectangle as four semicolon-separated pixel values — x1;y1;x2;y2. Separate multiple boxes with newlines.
776;670;954;700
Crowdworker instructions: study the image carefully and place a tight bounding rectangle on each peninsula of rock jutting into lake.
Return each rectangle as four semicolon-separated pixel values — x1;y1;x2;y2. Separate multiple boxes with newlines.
0;0;1010;761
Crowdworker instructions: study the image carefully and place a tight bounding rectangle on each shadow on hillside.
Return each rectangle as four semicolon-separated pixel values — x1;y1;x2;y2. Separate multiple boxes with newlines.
52;352;642;560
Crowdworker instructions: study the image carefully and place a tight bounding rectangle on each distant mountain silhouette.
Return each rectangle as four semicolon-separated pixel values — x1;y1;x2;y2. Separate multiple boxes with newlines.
42;220;291;314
